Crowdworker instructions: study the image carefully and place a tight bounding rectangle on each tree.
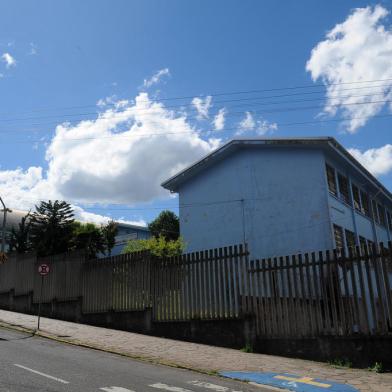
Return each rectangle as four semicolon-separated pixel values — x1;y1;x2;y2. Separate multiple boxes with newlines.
101;220;118;256
122;235;185;258
9;212;32;254
72;222;106;259
30;200;75;256
148;210;179;241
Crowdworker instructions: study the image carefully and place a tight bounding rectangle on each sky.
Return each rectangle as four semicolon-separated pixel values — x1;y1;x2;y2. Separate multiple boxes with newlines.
0;0;391;226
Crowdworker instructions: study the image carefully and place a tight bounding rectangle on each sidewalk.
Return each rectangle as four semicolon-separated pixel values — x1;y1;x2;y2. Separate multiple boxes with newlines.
0;310;390;392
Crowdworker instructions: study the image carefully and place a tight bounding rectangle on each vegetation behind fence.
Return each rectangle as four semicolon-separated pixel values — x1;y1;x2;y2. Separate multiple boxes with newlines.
0;242;391;338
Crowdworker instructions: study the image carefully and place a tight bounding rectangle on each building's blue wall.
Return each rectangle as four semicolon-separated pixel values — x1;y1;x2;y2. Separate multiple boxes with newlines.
179;147;333;259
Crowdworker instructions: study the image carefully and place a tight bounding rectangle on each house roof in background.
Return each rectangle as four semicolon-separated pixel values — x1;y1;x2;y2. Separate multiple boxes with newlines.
161;136;392;203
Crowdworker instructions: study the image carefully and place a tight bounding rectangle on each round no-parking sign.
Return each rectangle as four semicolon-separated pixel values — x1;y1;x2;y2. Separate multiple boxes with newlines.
38;264;50;276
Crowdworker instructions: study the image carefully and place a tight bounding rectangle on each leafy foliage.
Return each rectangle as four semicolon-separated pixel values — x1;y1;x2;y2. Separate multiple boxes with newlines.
30;200;75;256
71;222;106;259
148;210;179;241
101;220;118;256
9;212;32;254
123;235;185;257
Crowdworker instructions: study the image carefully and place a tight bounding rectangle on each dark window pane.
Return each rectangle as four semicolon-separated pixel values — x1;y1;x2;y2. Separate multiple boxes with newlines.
360;191;370;216
367;240;375;255
359;236;368;253
338;174;350;205
326;164;337;196
345;229;356;250
352;184;361;210
388;211;392;231
333;224;344;249
372;200;379;223
378;204;386;227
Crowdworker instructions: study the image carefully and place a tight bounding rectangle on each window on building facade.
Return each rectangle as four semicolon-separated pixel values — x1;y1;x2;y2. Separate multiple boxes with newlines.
333;224;344;250
345;229;356;251
367;239;375;254
326;164;337;196
360;191;370;217
338;174;350;205
377;204;386;227
352;184;361;211
388;211;392;231
359;236;368;254
372;199;379;224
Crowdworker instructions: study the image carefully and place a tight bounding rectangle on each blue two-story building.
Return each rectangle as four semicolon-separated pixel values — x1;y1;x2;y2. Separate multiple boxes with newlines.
162;137;392;259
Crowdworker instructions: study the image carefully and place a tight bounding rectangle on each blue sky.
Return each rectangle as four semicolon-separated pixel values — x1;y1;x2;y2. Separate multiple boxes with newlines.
0;1;391;225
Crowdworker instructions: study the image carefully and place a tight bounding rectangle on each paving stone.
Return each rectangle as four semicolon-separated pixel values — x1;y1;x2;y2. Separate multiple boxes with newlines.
0;310;391;392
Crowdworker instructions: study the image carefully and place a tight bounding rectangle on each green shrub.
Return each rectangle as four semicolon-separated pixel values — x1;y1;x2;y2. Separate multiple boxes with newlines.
123;235;185;258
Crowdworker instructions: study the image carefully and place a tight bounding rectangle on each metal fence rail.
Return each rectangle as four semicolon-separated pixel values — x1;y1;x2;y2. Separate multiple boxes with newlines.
247;242;392;337
0;241;391;338
151;244;248;321
82;251;152;313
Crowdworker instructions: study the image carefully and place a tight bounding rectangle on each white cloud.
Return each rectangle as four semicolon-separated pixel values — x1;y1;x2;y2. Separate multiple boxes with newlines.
143;68;170;88
237;112;277;135
238;112;255;131
0;92;218;223
213;108;226;130
306;5;392;133
29;42;38;55
348;144;392;177
192;96;212;119
72;206;146;226
2;52;16;68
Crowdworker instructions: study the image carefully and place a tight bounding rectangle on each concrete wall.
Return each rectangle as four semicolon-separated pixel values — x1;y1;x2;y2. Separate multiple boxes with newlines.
179;147;333;259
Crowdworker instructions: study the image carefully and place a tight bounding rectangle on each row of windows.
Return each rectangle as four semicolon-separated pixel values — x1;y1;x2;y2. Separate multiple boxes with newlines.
326;164;392;231
333;224;374;254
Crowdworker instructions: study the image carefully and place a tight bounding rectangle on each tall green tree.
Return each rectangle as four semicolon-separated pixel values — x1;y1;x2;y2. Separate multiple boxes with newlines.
101;220;118;256
30;200;75;256
148;210;179;241
72;222;106;259
9;212;32;254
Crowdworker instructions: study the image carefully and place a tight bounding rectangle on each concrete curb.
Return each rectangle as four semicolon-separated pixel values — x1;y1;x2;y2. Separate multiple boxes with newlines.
0;321;219;378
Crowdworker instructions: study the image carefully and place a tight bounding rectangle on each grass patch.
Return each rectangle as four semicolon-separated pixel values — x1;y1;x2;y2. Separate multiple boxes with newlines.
328;358;352;368
240;343;253;353
368;362;384;373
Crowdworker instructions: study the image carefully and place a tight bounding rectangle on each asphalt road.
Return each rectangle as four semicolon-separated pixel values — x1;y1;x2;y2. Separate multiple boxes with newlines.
0;327;271;392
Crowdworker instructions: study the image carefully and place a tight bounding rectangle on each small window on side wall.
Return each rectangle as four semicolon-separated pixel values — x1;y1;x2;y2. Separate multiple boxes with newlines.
372;200;379;223
352;184;361;211
326;164;337;196
333;224;344;250
338;174;351;205
387;211;392;231
345;229;356;251
360;191;370;216
378;204;386;227
359;236;368;255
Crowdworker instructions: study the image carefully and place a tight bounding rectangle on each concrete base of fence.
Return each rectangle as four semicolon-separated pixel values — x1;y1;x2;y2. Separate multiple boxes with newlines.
255;336;392;369
1;291;391;369
83;309;153;334
150;316;255;349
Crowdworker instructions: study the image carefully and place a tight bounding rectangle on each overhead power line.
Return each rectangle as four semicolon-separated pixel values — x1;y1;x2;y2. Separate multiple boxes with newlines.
0;94;390;137
0;77;391;119
0;112;391;144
